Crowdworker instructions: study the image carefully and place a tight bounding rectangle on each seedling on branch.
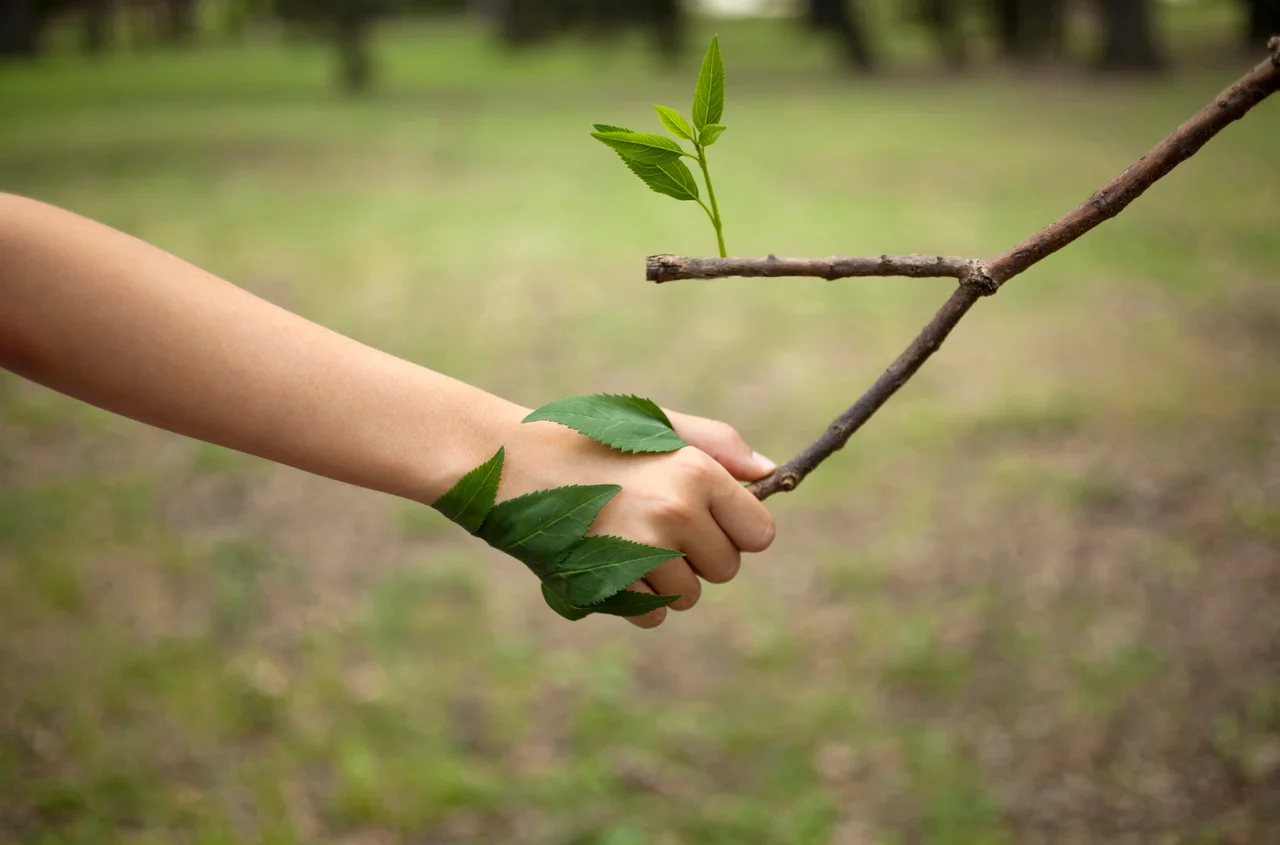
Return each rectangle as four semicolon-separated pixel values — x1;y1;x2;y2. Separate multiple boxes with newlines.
592;35;730;257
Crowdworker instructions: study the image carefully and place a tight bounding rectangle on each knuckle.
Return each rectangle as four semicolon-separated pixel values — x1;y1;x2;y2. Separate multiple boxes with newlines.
676;448;719;485
701;553;741;584
716;421;748;450
652;493;696;527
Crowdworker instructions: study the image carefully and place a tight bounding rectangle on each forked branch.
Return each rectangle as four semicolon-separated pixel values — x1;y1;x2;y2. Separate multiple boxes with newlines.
648;39;1280;501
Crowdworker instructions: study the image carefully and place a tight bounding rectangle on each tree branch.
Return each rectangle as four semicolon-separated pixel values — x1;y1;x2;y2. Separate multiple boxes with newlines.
648;41;1280;501
646;253;978;283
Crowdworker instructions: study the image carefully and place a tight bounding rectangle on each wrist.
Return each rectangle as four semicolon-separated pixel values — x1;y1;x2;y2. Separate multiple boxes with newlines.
413;384;530;506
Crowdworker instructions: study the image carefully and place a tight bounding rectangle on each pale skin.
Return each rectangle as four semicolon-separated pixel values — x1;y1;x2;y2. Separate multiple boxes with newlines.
0;193;777;628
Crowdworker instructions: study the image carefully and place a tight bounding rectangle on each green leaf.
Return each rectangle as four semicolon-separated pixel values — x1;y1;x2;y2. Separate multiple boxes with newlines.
654;105;694;141
431;446;503;534
618;156;700;202
592;123;632;134
479;485;621;576
590;589;681;617
692;34;725;131
699;124;727;146
546;535;682;607
542;581;679;620
591;131;685;165
523;394;688;454
542;583;590;621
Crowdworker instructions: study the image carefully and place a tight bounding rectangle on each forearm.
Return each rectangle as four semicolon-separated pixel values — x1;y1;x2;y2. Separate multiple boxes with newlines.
0;193;517;504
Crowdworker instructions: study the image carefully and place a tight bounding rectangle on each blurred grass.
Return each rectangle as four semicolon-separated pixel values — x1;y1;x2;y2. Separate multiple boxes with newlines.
2;8;1280;844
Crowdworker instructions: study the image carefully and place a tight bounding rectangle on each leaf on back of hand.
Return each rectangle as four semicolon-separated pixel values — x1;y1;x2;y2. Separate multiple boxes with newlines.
589;589;681;617
479;484;621;576
692;34;725;131
431;446;503;535
542;583;591;621
654;105;694;141
545;535;682;607
591;130;685;165
619;156;700;202
699;124;727;146
522;394;688;454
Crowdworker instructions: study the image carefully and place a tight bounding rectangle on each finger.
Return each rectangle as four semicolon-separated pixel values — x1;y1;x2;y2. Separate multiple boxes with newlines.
708;475;776;553
666;411;777;482
642;556;702;612
624;580;668;629
679;511;741;584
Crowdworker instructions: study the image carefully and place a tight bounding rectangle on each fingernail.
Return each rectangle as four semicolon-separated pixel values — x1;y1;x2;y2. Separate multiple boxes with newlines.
753;451;777;472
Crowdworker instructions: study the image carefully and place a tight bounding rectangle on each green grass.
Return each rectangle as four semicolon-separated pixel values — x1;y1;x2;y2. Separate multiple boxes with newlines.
3;9;1280;843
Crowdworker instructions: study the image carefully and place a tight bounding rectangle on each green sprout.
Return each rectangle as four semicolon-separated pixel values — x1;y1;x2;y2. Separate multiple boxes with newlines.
592;35;729;257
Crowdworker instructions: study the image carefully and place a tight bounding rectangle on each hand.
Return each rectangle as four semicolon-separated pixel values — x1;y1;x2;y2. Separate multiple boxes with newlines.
498;407;778;628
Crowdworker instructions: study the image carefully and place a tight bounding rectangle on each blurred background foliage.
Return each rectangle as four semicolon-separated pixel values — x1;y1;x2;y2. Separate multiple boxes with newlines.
3;0;1280;90
2;1;1280;843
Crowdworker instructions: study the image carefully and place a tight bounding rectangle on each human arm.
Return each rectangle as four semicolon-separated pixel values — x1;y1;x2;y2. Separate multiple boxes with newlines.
0;193;776;627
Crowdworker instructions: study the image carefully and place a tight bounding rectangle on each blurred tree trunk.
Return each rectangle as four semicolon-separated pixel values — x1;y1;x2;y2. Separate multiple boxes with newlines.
162;0;196;44
807;0;875;72
648;0;682;64
335;0;373;93
990;0;1065;61
496;0;550;47
921;0;966;69
0;0;40;56
82;0;114;54
1095;0;1163;73
1244;0;1280;47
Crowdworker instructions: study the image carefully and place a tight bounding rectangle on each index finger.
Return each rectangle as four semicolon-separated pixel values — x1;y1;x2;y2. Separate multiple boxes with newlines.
707;469;776;553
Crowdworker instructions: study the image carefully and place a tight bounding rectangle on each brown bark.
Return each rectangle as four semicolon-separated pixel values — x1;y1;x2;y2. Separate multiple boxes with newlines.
647;42;1280;500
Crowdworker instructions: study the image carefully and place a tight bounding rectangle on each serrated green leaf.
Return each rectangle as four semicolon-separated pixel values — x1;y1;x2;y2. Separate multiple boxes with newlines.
523;394;688;454
479;485;621;576
546;535;682;607
700;124;727;146
431;446;503;534
542;581;679;620
542;583;590;621
593;123;632;134
591;131;685;165
654;105;694;141
590;589;681;617
693;34;725;131
619;156;700;202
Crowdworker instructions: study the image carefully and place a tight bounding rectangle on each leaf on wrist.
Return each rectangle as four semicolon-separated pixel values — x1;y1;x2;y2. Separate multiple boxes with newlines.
544;535;682;607
522;394;688;454
479;484;621;576
590;130;685;165
654;105;694;141
693;34;725;132
431;446;504;534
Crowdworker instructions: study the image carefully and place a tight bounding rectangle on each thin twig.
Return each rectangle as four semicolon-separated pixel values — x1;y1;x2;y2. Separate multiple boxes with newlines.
650;42;1280;501
646;253;978;283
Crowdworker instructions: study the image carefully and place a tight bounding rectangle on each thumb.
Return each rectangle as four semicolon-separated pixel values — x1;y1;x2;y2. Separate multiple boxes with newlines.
664;410;778;482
